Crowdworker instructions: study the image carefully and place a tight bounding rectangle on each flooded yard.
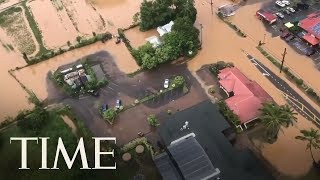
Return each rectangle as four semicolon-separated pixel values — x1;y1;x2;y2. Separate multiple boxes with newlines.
14;40;139;101
125;27;158;48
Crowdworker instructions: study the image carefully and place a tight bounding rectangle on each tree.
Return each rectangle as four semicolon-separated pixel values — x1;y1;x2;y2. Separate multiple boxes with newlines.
260;102;297;140
17;107;49;135
103;109;117;124
142;53;158;69
132;12;140;25
295;128;320;165
172;75;185;87
147;114;159;127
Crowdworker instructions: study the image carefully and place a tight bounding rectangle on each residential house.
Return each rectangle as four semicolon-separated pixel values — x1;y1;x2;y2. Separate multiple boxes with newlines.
218;67;273;130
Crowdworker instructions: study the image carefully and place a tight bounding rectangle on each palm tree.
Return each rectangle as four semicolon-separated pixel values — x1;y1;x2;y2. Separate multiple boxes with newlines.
259;102;297;140
295;128;320;165
280;104;298;127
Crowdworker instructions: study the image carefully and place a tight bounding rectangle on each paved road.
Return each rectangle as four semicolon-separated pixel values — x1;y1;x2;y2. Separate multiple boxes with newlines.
242;50;320;126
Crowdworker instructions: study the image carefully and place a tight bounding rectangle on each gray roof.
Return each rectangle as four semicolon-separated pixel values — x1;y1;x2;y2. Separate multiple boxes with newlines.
91;64;106;81
158;100;274;180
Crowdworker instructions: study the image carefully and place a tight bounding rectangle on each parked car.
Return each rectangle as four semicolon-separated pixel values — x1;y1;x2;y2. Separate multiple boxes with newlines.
275;1;286;7
164;79;169;88
101;104;108;112
281;0;290;6
297;3;309;10
88;89;99;97
285;34;295;41
115;99;122;109
306;47;316;56
286;7;295;13
283;9;291;15
275;12;285;19
280;32;290;39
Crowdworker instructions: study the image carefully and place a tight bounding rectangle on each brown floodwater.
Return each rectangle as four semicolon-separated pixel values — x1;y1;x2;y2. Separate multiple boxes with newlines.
28;0;78;49
14;40;139;101
92;0;143;34
125;27;158;48
0;47;31;121
189;0;320;176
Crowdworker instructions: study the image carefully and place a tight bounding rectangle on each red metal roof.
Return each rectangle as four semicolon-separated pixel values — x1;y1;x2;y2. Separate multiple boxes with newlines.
299;11;320;39
303;34;320;45
256;10;277;24
218;67;273;124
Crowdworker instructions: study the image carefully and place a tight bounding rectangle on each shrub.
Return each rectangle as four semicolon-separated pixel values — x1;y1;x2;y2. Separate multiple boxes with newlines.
295;78;303;86
147;114;159;127
102;109;118;124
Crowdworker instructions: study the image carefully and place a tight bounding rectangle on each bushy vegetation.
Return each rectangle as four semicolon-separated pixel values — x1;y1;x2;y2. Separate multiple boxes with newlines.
129;0;199;69
147;114;159;127
209;61;235;75
217;12;247;37
217;101;241;130
102;108;118;125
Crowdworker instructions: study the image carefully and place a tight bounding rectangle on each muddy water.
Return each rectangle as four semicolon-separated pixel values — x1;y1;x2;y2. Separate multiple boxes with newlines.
125;27;158;48
231;1;320;93
28;0;78;49
92;0;143;34
14;40;139;101
189;0;320;176
0;47;31;121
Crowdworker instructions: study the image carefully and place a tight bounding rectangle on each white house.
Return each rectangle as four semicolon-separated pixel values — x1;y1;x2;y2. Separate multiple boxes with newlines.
157;21;174;36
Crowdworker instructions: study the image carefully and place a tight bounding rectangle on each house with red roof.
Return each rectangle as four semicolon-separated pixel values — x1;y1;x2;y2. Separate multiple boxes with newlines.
299;11;320;46
218;67;274;130
256;10;277;24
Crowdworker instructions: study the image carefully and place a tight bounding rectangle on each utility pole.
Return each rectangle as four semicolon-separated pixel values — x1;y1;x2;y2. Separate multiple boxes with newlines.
211;0;213;15
263;33;266;44
200;24;203;47
280;48;287;73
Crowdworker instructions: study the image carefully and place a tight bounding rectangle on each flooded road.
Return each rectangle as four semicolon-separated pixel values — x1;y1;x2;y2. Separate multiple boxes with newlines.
189;0;320;177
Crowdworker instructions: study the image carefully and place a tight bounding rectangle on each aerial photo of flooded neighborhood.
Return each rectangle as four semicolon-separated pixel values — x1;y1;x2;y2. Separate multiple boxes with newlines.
1;0;320;179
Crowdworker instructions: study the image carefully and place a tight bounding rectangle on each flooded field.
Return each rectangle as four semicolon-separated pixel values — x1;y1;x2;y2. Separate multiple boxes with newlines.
28;0;78;49
0;47;30;121
125;27;158;48
0;6;37;55
60;0;105;35
189;0;320;177
91;0;143;34
14;40;139;101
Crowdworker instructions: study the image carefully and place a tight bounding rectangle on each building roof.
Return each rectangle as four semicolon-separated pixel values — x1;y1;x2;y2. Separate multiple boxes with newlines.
303;33;320;45
256;10;277;24
218;4;237;17
158;100;274;180
154;136;220;180
218;67;273;123
157;21;174;36
146;36;161;48
299;11;320;39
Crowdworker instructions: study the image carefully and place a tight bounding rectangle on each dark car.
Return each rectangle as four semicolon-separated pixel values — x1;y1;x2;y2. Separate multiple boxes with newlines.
306;47;316;56
101;104;108;112
285;34;295;42
297;3;309;10
280;32;290;39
